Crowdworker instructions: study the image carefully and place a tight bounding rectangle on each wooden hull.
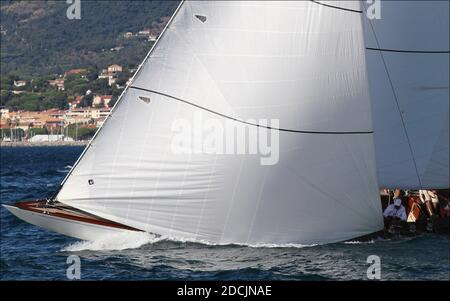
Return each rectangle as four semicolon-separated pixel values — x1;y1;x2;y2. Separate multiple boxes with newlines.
3;200;142;241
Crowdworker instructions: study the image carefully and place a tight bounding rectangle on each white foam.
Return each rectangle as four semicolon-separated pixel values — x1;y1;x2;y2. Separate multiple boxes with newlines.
62;232;317;252
238;242;317;248
344;240;375;244
147;235;316;248
62;232;161;252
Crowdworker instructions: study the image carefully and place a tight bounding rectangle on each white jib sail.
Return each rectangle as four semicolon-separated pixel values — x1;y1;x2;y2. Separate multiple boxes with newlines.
57;1;383;245
364;0;449;189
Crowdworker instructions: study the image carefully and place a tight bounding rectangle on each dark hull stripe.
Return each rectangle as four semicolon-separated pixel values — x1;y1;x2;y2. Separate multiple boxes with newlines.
15;201;141;232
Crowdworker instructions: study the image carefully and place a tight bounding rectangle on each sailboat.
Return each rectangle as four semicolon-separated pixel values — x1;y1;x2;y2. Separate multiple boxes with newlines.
4;1;449;245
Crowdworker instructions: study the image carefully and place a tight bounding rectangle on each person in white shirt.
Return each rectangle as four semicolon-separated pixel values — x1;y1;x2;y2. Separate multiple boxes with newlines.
419;190;439;217
383;198;407;221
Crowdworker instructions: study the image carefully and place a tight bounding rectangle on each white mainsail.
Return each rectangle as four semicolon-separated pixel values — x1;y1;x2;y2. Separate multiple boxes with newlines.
56;1;383;245
364;0;449;189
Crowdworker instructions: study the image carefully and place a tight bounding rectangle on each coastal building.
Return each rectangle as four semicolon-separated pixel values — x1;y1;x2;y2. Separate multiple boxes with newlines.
47;109;65;119
5;109;65;130
93;95;113;108
64;69;87;78
102;95;113;107
108;76;117;87
65;107;111;126
98;69;109;79
48;78;65;91
0;109;11;128
45;120;64;130
68;95;84;109
12;90;26;95
98;64;123;86
28;134;73;142
13;80;27;87
0;108;10;120
123;32;134;39
2;106;110;134
108;64;123;73
138;29;151;36
93;95;103;106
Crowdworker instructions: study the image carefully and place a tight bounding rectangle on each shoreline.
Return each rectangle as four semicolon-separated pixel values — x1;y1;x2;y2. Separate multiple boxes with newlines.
0;141;88;147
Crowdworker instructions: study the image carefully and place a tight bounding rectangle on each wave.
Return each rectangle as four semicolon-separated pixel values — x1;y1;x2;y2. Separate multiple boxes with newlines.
235;242;317;249
61;232;316;252
149;236;316;249
61;232;162;252
344;240;375;244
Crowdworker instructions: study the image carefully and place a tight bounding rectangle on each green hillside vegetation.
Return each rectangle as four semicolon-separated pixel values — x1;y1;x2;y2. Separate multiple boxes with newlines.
0;0;179;111
0;0;179;76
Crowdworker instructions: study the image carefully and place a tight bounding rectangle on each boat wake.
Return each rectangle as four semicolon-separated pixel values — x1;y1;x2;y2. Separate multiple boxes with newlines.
61;232;161;251
61;232;317;252
237;242;317;249
344;240;376;244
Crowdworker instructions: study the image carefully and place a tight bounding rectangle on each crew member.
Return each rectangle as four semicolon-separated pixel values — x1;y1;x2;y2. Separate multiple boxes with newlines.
419;190;438;217
383;198;407;221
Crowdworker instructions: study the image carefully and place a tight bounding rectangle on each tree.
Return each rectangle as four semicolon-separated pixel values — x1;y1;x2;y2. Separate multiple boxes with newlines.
86;67;99;81
28;127;48;138
66;124;98;140
0;90;12;106
83;93;93;107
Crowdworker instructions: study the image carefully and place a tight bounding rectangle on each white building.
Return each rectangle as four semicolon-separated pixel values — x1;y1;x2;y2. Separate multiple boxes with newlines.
93;95;113;107
138;29;151;36
123;32;133;39
108;76;117;87
13;80;27;87
108;64;123;73
29;135;73;142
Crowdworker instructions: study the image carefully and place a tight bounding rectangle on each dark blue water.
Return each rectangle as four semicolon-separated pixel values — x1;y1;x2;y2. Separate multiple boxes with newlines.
1;146;449;280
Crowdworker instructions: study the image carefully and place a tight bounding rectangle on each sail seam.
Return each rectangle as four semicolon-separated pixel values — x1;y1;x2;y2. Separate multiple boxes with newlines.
130;86;374;135
366;47;450;54
309;0;363;13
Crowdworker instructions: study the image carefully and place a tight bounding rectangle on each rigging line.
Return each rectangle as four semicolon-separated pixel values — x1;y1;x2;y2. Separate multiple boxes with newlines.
364;5;423;189
366;47;450;54
52;1;186;199
130;86;374;135
309;0;363;13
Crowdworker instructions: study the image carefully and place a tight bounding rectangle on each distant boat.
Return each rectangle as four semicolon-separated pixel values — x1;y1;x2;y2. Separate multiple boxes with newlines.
4;1;449;245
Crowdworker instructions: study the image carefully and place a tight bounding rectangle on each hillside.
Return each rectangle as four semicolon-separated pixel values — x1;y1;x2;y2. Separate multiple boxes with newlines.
0;0;180;77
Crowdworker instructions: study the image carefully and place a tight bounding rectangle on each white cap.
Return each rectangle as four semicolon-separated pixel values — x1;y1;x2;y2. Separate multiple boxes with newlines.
394;198;402;206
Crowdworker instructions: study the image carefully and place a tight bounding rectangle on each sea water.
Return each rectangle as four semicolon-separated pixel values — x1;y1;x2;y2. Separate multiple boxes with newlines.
0;146;448;280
